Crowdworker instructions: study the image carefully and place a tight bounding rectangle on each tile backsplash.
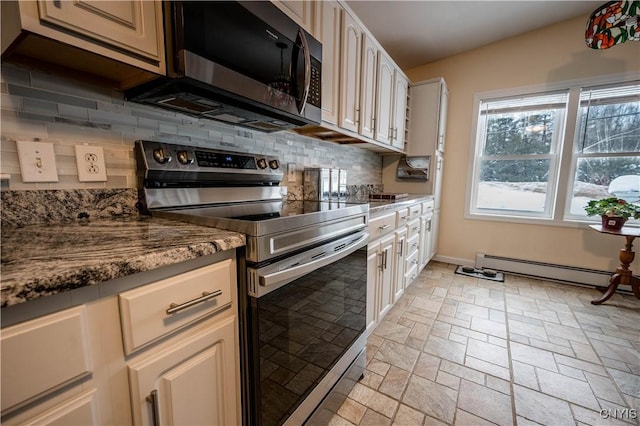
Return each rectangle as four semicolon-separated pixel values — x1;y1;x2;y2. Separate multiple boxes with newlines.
0;64;382;195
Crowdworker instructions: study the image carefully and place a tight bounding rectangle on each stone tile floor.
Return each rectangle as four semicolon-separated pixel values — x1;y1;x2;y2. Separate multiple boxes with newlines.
330;262;640;425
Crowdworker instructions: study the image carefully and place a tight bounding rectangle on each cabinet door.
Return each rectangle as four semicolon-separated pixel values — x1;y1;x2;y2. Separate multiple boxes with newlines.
434;152;444;209
271;1;313;32
406;79;445;157
430;209;440;261
437;83;449;152
378;234;395;320
340;10;362;133
375;52;394;145
359;33;377;139
419;214;433;270
313;0;342;125
36;0;162;63
128;316;238;426
366;244;380;333
393;228;407;301
391;72;409;151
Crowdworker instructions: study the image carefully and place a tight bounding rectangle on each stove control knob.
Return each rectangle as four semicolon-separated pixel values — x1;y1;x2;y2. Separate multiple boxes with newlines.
176;150;194;165
152;148;172;164
268;159;280;170
257;158;268;169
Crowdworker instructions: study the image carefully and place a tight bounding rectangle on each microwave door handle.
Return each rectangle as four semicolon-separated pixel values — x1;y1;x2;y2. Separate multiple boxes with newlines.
258;233;368;288
296;29;311;114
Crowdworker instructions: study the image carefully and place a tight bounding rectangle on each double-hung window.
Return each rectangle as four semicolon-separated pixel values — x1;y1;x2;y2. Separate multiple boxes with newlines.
470;92;568;219
468;79;639;225
566;82;640;218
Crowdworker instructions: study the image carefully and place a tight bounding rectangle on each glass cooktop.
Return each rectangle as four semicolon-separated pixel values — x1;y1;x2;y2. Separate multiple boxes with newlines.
155;199;369;237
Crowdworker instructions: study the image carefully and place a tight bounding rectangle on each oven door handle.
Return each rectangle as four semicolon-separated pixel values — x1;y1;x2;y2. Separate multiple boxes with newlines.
258;233;369;289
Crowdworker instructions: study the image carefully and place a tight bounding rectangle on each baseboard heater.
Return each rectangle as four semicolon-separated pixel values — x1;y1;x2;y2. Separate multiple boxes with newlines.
475;253;627;291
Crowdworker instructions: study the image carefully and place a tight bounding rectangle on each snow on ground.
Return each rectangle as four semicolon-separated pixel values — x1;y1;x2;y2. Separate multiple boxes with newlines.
476;182;610;214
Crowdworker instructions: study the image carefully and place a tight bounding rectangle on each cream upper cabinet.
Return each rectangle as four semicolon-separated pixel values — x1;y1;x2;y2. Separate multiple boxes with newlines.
271;0;313;32
359;33;377;139
437;84;449;152
339;9;362;133
374;52;409;151
391;72;409;151
35;0;162;63
406;78;449;157
313;0;342;125
1;0;165;88
375;51;394;145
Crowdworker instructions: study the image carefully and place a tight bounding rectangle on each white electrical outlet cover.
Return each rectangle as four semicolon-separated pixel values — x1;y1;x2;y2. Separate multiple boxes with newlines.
16;141;59;182
75;145;107;182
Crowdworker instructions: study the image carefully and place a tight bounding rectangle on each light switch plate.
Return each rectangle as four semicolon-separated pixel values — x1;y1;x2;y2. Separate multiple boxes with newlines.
75;145;107;182
16;141;59;182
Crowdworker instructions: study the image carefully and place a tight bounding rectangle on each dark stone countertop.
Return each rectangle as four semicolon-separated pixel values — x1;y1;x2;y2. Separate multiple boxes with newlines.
0;216;245;308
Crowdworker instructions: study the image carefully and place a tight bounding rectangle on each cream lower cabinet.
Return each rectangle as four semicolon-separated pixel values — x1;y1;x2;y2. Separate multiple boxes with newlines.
121;256;239;426
0;306;100;425
367;233;395;328
393;226;407;301
419;200;436;270
1;251;239;426
367;211;396;331
128;316;238;426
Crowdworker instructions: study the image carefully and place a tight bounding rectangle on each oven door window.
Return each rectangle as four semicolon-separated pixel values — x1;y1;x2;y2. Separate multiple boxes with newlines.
252;249;367;426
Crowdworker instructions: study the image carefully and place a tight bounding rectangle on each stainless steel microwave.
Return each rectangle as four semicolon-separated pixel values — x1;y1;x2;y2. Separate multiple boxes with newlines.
126;1;322;132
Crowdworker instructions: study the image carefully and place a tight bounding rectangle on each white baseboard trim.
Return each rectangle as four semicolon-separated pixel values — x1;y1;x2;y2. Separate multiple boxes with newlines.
476;252;614;288
431;255;474;267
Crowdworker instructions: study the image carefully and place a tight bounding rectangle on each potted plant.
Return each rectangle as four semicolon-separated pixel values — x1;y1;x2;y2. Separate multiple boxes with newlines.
584;197;640;230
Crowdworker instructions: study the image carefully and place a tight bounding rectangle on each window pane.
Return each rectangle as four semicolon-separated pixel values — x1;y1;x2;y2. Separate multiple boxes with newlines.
484;111;556;155
569;156;640;216
577;101;640;153
477;159;550;212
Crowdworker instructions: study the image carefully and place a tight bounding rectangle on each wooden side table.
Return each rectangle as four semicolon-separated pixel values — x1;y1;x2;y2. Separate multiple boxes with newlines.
589;225;640;305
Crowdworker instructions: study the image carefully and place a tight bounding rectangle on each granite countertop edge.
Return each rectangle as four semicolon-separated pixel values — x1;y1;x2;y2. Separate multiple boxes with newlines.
1;216;246;308
364;194;434;215
0;193;433;308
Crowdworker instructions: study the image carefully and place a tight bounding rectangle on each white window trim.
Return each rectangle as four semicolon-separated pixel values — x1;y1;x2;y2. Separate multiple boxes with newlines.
464;72;640;228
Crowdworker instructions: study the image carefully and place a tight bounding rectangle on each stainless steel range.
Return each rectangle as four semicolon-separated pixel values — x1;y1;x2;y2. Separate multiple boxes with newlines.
136;140;369;426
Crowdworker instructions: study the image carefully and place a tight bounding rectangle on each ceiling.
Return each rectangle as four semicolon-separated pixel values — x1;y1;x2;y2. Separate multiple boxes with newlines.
344;1;604;70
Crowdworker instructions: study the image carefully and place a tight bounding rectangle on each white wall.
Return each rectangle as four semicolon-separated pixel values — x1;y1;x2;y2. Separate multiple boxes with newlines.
405;15;640;273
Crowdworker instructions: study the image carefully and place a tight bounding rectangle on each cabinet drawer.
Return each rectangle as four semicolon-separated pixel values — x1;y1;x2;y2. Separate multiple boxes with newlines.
119;260;234;355
395;208;410;228
369;212;396;240
1;306;92;413
405;263;418;286
421;200;435;214
407;218;421;240
408;204;422;219
405;246;419;270
407;233;420;256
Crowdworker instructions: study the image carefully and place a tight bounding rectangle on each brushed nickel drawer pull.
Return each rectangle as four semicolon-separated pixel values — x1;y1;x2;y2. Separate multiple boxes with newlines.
166;290;222;315
379;224;391;230
147;390;159;426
